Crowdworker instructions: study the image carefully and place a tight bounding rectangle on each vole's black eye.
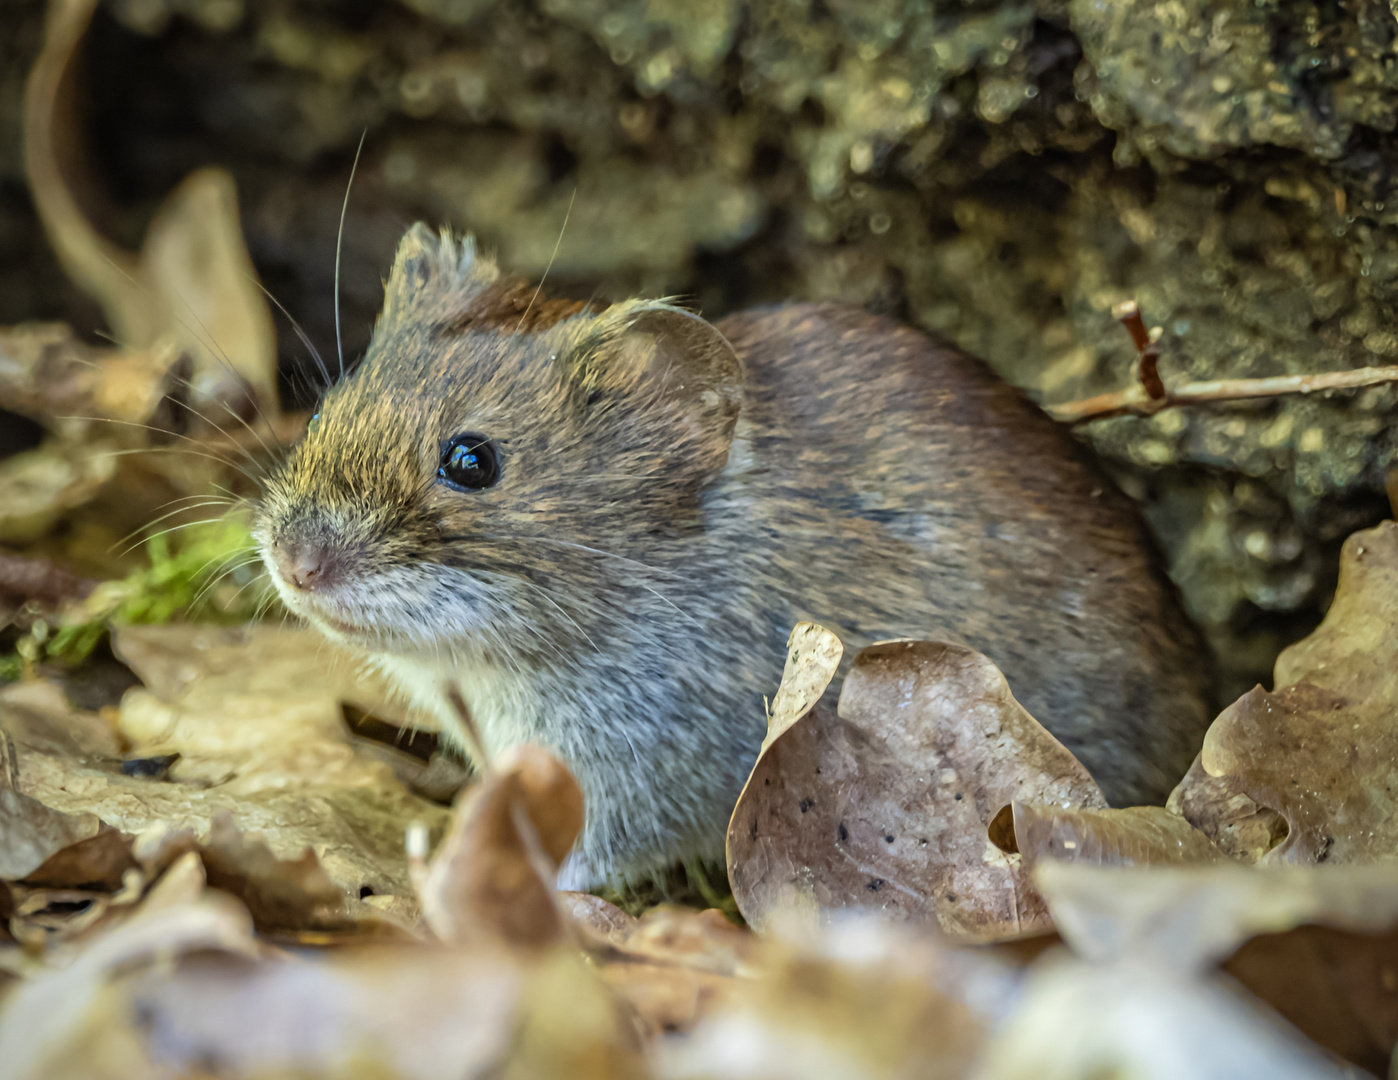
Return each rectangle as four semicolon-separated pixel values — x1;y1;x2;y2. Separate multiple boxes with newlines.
438;432;499;491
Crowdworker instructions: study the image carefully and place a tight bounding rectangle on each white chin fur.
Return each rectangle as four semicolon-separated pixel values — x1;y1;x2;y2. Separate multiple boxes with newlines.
264;558;493;656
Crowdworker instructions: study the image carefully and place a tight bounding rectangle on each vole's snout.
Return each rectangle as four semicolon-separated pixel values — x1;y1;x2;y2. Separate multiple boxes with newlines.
270;536;338;593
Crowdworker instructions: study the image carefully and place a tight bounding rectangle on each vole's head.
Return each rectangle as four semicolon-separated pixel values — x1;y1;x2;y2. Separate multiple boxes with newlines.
255;224;742;659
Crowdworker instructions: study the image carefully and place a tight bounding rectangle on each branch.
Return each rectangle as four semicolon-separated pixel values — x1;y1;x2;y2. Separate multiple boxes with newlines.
1045;301;1398;424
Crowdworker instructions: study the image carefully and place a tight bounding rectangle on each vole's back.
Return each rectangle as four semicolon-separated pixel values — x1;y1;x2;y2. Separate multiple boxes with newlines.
712;304;1212;806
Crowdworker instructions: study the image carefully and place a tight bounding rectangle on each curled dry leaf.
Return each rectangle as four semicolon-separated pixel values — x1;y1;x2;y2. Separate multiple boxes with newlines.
4;847;644;1080
728;628;1105;942
760;621;844;754
24;0;278;419
198;813;348;935
992;803;1226;870
20;827;136;892
3;625;448;927
418;744;584;949
1030;861;1398;1076
71;897;647;1080
1171;521;1398;865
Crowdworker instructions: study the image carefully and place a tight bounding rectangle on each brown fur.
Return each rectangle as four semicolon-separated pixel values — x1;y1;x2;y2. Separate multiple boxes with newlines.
256;225;1214;887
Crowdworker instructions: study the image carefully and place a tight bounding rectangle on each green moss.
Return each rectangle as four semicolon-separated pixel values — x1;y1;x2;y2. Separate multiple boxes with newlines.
2;514;271;680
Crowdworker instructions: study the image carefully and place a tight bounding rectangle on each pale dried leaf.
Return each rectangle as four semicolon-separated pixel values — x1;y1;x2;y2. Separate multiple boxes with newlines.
761;622;842;754
140;169;279;414
1033;861;1398;970
0;878;256;1080
23;0;147;347
975;953;1349;1080
564;895;754;1036
5;625;447;920
0;324;187;435
0;729;102;881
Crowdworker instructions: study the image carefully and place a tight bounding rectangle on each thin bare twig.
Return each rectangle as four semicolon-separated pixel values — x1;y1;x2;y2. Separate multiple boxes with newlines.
444;682;490;772
1046;300;1398;424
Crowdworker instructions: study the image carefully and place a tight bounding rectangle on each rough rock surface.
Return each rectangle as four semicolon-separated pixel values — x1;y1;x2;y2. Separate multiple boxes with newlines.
5;0;1398;695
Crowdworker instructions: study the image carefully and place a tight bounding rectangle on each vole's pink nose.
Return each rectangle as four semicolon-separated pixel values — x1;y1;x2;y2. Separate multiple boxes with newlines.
273;539;335;592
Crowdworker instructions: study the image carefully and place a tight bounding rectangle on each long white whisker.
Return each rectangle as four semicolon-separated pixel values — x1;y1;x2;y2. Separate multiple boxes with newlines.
116;517;238;560
57;412;263;476
514;186;576;336
95;445;264;487
111;500;240;555
335;130;367;382
512;576;599;654
246;272;331;390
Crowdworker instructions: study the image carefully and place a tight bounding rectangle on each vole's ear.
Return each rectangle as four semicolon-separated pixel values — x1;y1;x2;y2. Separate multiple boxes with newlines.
378;223;500;327
569;303;743;476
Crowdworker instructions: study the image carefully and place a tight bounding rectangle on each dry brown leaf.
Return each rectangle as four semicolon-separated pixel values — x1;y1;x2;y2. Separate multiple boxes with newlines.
198;813;349;934
1171;521;1398;865
1166;765;1289;863
1034;862;1398;1071
4;858;643;1080
0;856;258;1080
0;323;188;435
728;630;1105;942
654;919;1005;1080
24;0;278;419
594;912;750;1035
993;803;1227;869
418;744;583;948
0;546;96;617
21;828;137;891
0;439;116;545
563;890;640;944
562;894;756;1036
4;625;448;925
976;950;1351;1080
0;727;102;881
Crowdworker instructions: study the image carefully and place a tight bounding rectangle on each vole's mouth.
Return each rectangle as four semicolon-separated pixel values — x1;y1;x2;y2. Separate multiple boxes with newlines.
259;547;491;655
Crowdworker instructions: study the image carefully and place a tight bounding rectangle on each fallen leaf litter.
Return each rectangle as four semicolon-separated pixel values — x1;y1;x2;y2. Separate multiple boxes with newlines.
4;525;1398;1075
